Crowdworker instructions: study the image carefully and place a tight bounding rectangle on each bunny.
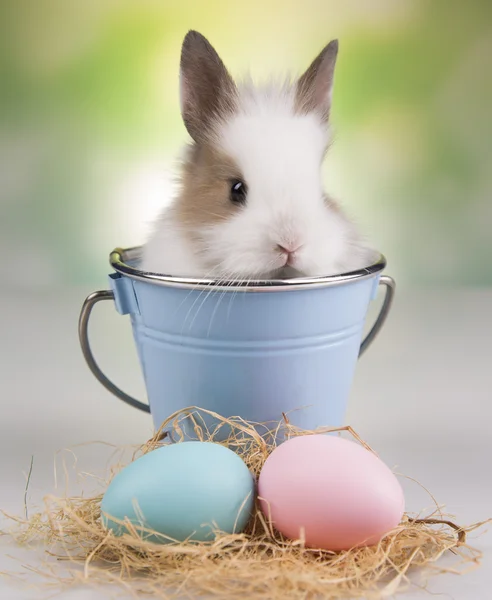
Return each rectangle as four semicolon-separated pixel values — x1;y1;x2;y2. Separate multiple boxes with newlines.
141;30;375;279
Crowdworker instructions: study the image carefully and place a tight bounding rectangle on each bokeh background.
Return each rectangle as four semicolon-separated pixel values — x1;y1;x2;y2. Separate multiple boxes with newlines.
1;0;491;289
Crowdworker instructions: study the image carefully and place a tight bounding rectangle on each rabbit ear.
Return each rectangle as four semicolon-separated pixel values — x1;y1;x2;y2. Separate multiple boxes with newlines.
295;39;338;122
179;30;237;143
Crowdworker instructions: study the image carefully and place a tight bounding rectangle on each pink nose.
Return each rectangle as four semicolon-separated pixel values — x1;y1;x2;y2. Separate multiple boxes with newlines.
276;243;303;265
277;243;302;255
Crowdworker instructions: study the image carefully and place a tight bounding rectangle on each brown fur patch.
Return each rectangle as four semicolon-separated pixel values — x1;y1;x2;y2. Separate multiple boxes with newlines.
174;143;244;237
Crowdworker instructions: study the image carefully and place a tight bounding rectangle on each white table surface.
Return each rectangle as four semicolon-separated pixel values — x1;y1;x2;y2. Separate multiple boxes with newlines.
1;285;491;599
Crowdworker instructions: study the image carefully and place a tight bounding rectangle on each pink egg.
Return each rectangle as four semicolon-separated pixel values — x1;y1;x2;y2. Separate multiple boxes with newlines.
258;434;404;551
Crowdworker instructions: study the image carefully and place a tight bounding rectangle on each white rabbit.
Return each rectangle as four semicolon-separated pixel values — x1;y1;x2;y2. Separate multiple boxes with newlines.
141;30;375;279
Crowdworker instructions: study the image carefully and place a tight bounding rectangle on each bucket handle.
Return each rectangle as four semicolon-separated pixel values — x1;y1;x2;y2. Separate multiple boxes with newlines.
78;290;150;413
78;275;395;413
359;275;395;357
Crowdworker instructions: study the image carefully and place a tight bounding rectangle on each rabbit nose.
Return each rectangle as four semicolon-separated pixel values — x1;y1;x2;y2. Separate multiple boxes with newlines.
276;243;303;265
276;243;303;255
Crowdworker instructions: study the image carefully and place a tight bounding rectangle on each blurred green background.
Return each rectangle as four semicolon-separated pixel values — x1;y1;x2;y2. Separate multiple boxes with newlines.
1;0;491;289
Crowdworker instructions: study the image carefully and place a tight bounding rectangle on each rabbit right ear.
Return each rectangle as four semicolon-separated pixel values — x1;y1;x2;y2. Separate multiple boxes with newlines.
296;39;339;122
179;31;237;143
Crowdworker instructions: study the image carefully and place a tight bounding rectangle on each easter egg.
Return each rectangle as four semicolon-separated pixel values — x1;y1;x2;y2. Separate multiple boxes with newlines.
101;441;255;543
258;435;404;551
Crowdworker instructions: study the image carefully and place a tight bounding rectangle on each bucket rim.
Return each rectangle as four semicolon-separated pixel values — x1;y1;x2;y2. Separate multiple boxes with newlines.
110;247;387;291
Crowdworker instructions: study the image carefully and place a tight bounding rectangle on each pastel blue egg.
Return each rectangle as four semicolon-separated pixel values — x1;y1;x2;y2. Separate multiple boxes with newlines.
101;441;255;543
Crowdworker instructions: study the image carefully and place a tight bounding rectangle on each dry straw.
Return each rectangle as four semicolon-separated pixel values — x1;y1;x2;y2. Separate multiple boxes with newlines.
3;407;490;599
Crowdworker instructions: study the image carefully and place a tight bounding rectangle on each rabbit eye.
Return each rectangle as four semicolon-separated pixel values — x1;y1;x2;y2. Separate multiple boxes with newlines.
230;179;247;205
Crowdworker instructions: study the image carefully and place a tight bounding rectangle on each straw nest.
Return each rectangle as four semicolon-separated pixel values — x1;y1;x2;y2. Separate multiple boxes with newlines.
3;407;490;599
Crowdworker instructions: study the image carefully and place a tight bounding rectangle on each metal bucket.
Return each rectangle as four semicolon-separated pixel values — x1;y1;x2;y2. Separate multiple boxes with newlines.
79;247;395;433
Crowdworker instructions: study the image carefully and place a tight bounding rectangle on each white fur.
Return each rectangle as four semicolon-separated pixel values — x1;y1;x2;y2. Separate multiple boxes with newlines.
141;83;374;279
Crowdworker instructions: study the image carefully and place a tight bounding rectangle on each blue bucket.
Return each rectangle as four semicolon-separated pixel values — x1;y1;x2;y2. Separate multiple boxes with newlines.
79;247;394;435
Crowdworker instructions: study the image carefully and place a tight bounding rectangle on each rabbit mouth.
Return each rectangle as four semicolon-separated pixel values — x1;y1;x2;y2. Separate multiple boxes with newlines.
273;265;304;279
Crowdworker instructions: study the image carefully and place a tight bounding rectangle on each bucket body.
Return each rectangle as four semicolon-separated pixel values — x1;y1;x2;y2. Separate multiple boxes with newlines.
108;268;381;432
79;247;394;436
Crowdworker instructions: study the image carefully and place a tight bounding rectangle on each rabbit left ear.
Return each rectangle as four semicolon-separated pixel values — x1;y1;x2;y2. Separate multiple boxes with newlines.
179;30;237;143
295;39;338;122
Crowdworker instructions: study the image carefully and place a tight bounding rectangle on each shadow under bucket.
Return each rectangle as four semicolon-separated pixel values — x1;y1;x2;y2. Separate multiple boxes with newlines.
79;247;395;437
